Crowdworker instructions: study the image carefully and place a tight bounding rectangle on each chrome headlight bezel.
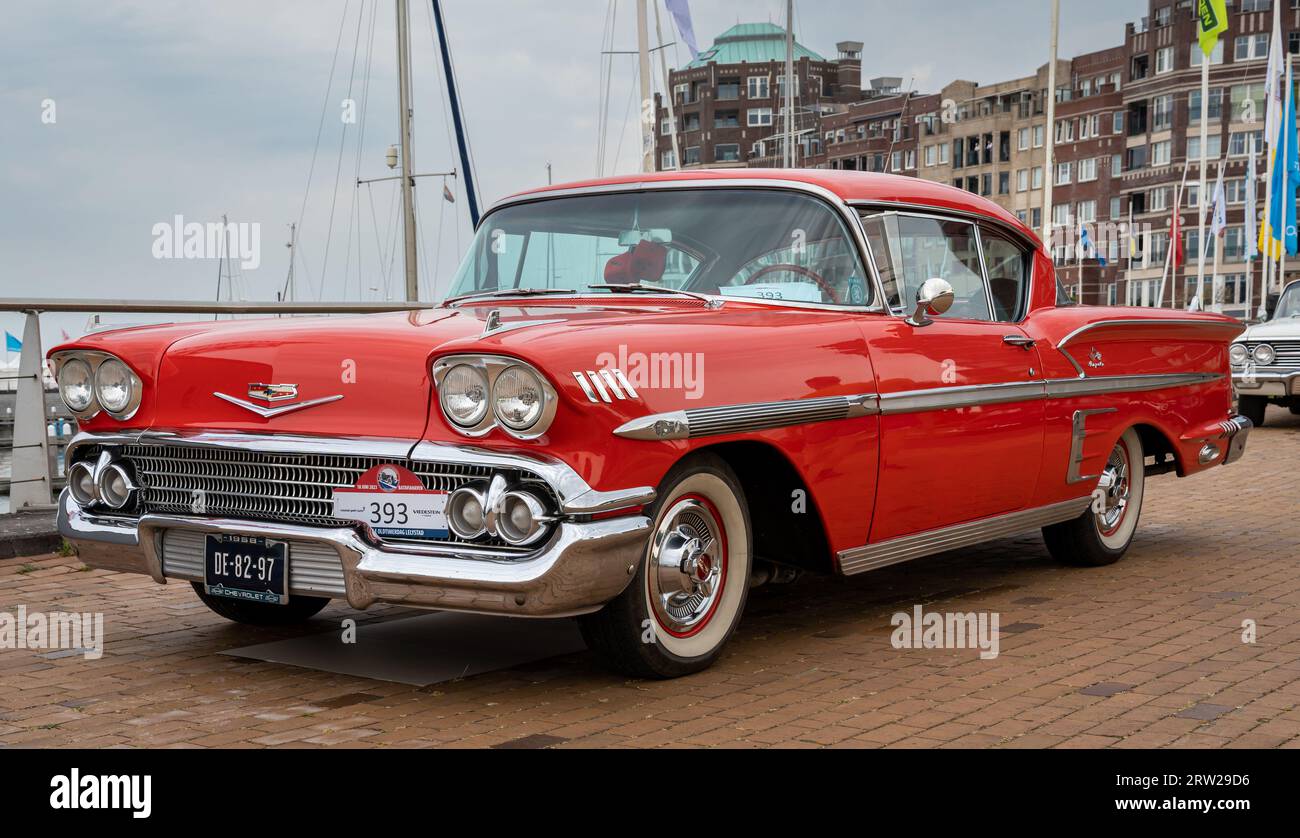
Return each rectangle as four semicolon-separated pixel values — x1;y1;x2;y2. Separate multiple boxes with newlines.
58;357;95;413
1229;343;1249;367
433;354;557;440
437;363;491;428
1251;343;1276;366
51;350;143;420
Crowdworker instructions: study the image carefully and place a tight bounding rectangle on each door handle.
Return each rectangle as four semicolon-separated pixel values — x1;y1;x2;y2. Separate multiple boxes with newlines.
1003;335;1036;350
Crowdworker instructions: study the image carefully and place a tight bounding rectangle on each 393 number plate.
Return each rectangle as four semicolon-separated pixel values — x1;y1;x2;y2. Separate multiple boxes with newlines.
330;463;450;539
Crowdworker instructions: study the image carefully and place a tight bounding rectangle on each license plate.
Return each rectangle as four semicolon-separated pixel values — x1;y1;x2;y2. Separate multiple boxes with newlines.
204;534;288;605
331;490;449;538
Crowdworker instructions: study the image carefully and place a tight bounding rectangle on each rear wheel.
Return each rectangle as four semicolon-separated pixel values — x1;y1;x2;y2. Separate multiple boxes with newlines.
191;582;330;626
1043;427;1145;567
1238;395;1268;427
579;454;751;679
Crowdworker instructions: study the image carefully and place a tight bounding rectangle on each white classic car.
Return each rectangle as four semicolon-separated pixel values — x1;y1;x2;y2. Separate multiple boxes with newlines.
1232;280;1300;426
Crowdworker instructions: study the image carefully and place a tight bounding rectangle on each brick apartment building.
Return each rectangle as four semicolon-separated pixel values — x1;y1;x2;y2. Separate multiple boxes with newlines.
655;0;1294;318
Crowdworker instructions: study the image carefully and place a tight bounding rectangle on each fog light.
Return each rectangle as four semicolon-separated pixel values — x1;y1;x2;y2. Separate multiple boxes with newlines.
68;461;98;506
1198;443;1221;465
447;485;488;538
495;490;550;546
95;463;135;509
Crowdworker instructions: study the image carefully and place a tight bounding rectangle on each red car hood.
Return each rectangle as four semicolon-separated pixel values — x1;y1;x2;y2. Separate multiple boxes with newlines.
149;310;472;438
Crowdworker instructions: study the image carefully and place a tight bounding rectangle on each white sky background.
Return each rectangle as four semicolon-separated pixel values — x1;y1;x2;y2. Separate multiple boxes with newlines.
0;0;1135;350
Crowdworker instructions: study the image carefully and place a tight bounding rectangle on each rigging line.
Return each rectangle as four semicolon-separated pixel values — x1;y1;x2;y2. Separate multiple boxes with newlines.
293;0;353;303
319;0;367;301
612;57;639;175
434;176;447;300
415;172;433;300
596;0;615;175
598;0;619;176
386;184;401;297
344;0;379;299
365;182;388;297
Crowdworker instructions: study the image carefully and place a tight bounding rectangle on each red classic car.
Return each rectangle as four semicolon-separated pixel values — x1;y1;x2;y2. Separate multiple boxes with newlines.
53;170;1250;678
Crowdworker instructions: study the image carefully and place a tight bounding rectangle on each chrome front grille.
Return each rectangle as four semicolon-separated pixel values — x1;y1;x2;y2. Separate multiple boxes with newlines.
107;443;552;552
1244;340;1300;367
161;529;347;597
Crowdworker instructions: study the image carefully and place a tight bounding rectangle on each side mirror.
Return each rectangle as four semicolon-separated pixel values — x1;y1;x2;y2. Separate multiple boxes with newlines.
906;278;955;327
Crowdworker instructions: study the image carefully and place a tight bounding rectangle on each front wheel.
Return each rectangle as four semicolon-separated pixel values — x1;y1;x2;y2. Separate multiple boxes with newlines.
579;453;752;679
1238;395;1268;428
1043;426;1145;567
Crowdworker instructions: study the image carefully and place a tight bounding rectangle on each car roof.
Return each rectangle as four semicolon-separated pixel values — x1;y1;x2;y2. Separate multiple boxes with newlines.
506;169;1039;247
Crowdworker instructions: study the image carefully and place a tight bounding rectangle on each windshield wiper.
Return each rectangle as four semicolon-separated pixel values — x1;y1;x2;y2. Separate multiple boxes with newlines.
587;283;722;308
443;287;575;305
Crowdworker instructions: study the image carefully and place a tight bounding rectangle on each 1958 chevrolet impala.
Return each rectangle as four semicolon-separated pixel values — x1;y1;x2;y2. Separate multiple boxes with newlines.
53;170;1250;678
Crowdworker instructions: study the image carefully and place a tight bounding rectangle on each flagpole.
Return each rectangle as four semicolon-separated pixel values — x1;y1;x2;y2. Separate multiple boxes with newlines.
1159;161;1189;308
1247;135;1258;319
1041;0;1060;248
1262;1;1281;317
1212;159;1223;313
1282;55;1294;293
1195;48;1210;308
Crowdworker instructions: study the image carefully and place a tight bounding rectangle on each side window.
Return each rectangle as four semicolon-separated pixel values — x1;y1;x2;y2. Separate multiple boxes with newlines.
861;212;992;321
979;226;1032;322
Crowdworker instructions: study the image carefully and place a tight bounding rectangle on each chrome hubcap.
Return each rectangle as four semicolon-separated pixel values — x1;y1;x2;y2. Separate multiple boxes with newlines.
649;498;723;633
1096;443;1131;533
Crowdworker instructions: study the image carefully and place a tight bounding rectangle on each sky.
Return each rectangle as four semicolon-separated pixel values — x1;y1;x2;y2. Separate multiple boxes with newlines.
0;0;1137;350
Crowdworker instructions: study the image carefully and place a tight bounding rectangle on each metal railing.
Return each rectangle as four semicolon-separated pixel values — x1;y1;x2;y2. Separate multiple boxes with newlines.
0;298;430;512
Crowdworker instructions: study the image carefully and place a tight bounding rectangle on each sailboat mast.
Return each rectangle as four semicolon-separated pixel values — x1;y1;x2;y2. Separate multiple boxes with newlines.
396;0;419;302
636;0;654;173
432;0;481;226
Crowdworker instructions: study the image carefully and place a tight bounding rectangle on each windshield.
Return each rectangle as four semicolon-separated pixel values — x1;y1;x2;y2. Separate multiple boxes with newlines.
1275;283;1300;319
444;189;873;306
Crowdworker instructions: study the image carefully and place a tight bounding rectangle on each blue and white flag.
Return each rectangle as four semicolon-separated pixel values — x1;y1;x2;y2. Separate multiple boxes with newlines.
1080;224;1107;267
664;0;699;59
4;331;21;352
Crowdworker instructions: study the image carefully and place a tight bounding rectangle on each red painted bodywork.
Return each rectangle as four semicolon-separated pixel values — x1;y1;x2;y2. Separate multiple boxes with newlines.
53;170;1245;562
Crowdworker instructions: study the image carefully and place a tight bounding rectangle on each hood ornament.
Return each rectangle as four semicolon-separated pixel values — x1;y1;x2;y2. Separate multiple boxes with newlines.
214;386;344;418
247;382;298;403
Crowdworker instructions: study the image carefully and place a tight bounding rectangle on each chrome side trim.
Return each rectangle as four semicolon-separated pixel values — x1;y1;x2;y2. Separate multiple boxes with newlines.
1054;318;1245;377
838;497;1092;576
1067;408;1116;484
614;394;879;440
613;373;1222;440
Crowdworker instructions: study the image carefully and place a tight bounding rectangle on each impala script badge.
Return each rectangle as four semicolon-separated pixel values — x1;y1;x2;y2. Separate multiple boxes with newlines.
1087;348;1105;369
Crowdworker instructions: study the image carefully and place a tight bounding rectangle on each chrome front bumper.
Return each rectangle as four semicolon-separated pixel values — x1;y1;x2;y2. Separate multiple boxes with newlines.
60;491;649;617
58;431;656;618
1233;368;1300;398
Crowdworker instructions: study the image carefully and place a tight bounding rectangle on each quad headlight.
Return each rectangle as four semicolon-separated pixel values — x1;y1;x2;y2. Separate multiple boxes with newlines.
434;355;556;439
439;363;490;427
53;351;142;419
1229;343;1249;367
1252;343;1276;366
58;358;95;412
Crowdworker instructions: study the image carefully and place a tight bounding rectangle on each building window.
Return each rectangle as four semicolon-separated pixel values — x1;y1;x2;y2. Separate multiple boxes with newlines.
1077;200;1097;223
924;144;937;166
746;76;769;99
1229;130;1264;156
1018;127;1030;150
1055;118;1076;144
714;143;740;162
1078;157;1098;182
1031;208;1042;229
681;112;701;131
1155;46;1174;74
1052;204;1072;226
1032;166;1044;189
684;146;701;165
1033;124;1045;148
1191;41;1224;66
660;149;676;169
746;107;773;127
1113;112;1124;133
981;173;992;195
1230;84;1267;124
1149;187;1169;212
1017;168;1029;192
1186;135;1222;159
717;79;740;100
939;143;950;165
660;117;676;136
1225;178;1247;204
905;149;916;170
998;172;1010;194
1112;153;1122;175
1151;140;1171;166
1056;161;1072;185
1152;94;1173;131
1235;33;1269;62
892;151;903;172
1188;88;1224;123
1154;5;1171;26
1110;196;1122;219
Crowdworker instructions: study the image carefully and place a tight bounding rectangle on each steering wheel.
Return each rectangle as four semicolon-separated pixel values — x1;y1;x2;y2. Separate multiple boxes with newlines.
743;263;838;303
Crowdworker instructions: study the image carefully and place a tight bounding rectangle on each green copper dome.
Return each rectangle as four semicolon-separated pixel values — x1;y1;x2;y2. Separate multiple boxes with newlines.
686;22;825;69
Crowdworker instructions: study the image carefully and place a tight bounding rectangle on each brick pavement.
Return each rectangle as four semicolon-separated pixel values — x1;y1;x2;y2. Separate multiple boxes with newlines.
2;409;1298;748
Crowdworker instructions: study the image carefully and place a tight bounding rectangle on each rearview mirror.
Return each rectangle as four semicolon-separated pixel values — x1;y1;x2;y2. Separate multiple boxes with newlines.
618;228;673;246
906;277;955;327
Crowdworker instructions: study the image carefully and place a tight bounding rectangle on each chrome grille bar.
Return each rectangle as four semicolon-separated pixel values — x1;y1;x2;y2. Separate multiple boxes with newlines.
112;443;547;552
